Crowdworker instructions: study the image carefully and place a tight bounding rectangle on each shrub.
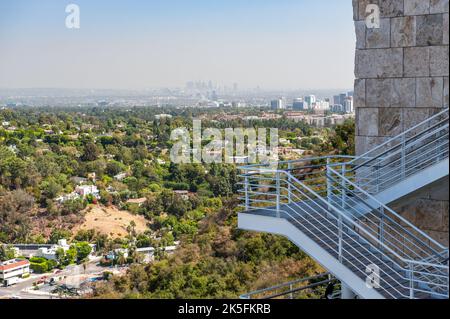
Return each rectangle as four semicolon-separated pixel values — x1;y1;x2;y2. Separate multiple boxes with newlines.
29;257;47;264
163;181;189;191
30;261;48;274
148;183;161;192
75;242;92;262
47;259;58;269
29;257;58;273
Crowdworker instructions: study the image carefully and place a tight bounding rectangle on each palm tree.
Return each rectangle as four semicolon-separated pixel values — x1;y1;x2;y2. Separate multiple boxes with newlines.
116;251;127;266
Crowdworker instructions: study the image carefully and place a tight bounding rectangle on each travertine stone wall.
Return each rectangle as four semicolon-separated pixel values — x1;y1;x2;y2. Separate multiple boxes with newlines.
353;0;449;245
387;178;449;246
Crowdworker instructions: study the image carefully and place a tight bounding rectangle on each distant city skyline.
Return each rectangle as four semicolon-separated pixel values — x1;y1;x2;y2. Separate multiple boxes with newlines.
0;0;356;90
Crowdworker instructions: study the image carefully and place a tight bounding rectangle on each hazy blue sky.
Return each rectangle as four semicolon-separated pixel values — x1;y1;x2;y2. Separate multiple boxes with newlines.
0;0;356;90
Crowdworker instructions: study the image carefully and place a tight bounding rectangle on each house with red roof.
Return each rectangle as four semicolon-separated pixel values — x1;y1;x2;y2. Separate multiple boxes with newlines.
0;259;30;286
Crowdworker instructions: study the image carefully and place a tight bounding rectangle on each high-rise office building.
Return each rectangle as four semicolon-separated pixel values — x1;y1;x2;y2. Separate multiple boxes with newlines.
315;100;330;111
333;95;341;105
293;98;308;111
344;97;354;113
271;98;286;110
304;95;316;108
339;93;347;107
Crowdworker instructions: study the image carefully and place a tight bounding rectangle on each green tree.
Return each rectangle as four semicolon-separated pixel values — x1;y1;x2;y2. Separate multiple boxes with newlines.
64;246;77;265
49;229;72;244
75;242;92;262
0;190;34;242
106;160;125;176
116;251;127;266
82;143;100;161
40;178;63;199
0;245;16;262
330;119;355;156
55;248;66;265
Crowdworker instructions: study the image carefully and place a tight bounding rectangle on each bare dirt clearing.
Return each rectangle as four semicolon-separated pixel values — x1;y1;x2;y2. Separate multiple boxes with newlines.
74;205;149;238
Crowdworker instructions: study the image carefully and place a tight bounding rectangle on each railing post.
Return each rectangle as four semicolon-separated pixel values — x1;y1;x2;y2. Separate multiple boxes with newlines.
287;163;292;204
338;214;343;263
447;266;449;299
326;158;332;211
409;262;415;299
276;171;280;218
401;134;406;180
376;158;380;194
341;164;346;210
338;163;345;262
379;207;385;249
289;283;294;300
244;175;249;211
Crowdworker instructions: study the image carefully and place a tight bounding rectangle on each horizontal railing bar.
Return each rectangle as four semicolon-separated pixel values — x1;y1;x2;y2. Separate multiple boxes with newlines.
349;108;449;169
324;186;434;260
259;278;335;299
239;110;449;298
239;155;360;171
327;167;447;252
240;273;333;299
354;133;448;179
246;176;450;294
280;207;409;296
353;134;449;186
283;182;413;286
325;179;442;259
349;122;448;174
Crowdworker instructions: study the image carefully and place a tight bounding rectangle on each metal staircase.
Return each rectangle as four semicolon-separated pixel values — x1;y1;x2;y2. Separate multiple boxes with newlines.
348;108;449;205
238;108;449;299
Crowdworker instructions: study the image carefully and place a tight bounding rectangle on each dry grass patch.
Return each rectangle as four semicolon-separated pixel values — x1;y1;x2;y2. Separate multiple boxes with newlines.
74;205;149;238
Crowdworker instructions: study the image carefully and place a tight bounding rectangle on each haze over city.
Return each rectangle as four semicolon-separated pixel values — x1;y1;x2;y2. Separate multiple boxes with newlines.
1;0;448;304
0;0;355;91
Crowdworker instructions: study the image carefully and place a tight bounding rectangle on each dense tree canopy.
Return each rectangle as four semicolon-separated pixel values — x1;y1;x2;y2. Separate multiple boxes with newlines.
0;106;353;298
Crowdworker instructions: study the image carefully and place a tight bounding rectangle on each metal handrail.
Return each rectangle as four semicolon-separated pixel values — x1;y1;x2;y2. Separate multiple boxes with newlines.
240;273;336;299
352;123;448;177
326;167;448;253
238;192;449;299
351;123;449;178
349;108;449;170
355;134;448;191
279;184;413;296
351;119;448;172
239;155;360;171
241;203;409;298
277;177;437;261
239;108;449;299
240;167;448;298
242;178;418;298
244;166;447;255
288;169;444;266
244;169;437;269
324;181;442;260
